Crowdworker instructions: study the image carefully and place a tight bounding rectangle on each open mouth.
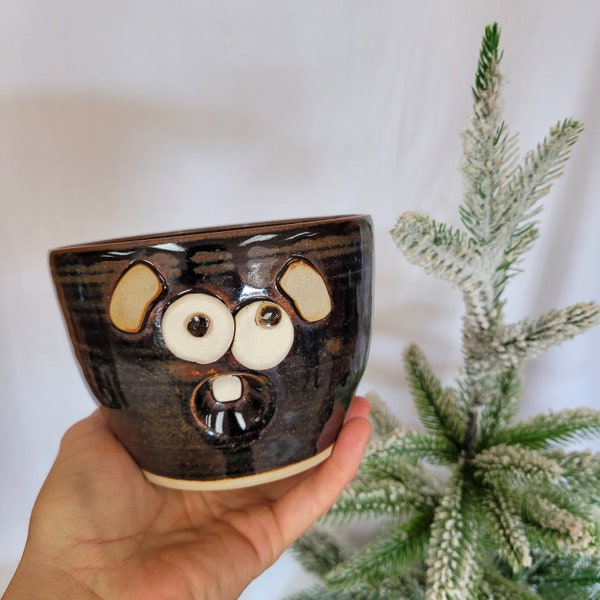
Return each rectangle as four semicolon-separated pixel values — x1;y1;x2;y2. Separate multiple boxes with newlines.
190;373;275;445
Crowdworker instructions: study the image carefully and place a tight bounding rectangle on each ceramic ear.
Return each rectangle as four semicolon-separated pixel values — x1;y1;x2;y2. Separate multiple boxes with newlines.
278;258;332;322
109;262;164;333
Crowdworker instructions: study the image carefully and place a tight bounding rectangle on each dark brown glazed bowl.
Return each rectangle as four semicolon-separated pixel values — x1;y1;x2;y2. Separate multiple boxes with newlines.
50;215;373;490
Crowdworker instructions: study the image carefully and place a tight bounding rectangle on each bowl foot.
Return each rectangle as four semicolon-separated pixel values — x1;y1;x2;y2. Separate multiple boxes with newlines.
143;445;334;491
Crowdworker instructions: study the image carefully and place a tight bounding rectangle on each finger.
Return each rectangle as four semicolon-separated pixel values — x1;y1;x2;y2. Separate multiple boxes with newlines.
59;409;109;450
253;396;371;501
344;394;370;422
53;408;145;489
271;400;372;547
56;409;126;470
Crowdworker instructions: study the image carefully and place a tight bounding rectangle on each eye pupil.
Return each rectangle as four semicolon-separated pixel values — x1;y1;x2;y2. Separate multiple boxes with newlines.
257;304;282;328
187;314;210;337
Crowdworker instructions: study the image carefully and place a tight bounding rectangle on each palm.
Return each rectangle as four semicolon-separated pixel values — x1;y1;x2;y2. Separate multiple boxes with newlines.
23;398;370;600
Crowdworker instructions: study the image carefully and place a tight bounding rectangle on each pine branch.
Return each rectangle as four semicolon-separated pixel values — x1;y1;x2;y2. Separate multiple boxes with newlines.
286;585;350;600
391;212;496;331
377;573;427;600
425;475;481;599
325;510;433;592
358;460;447;507
367;390;402;439
526;551;600;599
534;583;600;600
391;213;477;284
472;302;600;373
292;574;428;600
476;367;522;448
292;529;350;578
403;344;466;447
472;444;562;487
481;491;532;571
328;477;435;523
480;564;544;599
490;408;600;449
496;119;585;293
461;24;517;250
545;450;600;500
362;430;459;474
510;486;597;553
472;23;502;104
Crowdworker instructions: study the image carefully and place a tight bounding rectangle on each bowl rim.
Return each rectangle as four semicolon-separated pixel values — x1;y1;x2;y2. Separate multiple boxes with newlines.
50;214;372;255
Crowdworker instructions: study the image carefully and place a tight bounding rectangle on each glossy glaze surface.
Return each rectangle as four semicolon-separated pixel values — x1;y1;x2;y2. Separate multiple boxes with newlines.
50;215;373;487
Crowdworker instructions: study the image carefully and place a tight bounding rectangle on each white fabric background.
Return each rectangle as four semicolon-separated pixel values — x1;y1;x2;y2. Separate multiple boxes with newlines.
1;1;599;597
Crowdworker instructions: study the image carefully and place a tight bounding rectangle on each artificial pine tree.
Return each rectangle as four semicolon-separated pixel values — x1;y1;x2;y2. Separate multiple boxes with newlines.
289;24;600;599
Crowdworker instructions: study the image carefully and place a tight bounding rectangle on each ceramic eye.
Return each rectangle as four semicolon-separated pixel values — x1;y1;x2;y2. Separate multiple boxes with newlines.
232;301;294;370
161;293;234;364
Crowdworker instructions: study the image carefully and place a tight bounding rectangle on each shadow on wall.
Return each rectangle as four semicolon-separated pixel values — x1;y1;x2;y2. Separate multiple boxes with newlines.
0;91;316;249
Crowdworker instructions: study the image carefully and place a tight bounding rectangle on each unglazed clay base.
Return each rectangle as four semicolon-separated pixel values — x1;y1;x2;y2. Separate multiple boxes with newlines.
143;445;334;491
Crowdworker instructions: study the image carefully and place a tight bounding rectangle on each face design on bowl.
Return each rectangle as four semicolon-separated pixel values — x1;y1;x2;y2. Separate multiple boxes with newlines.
51;217;373;483
108;257;333;447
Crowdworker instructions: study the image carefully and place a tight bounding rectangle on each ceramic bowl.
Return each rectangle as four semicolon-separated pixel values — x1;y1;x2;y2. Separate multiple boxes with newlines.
50;215;373;490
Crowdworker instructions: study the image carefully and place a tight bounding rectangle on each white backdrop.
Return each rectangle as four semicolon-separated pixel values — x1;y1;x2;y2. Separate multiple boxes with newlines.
1;1;599;597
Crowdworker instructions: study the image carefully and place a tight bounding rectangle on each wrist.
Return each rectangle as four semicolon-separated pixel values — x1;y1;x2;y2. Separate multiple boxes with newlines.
3;549;98;600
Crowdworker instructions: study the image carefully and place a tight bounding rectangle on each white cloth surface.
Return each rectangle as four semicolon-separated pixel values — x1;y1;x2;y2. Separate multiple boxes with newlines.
1;1;599;597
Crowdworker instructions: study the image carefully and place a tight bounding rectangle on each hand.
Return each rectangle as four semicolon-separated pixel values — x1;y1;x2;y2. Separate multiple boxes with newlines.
3;397;371;600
